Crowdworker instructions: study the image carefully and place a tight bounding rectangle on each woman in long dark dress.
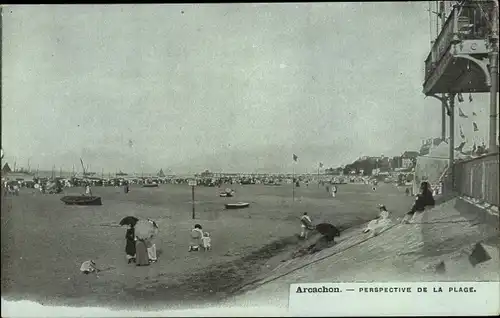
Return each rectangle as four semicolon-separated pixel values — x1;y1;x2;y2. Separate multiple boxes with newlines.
402;181;435;224
125;225;136;264
135;238;149;266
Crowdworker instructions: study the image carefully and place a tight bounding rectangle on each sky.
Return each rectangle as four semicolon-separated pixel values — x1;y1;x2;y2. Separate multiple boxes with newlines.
1;3;496;174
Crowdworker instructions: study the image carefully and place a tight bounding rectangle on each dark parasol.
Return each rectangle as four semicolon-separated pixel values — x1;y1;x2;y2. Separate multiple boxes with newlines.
119;216;139;227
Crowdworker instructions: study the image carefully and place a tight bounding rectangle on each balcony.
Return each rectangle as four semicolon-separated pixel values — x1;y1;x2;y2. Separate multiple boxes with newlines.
423;3;497;95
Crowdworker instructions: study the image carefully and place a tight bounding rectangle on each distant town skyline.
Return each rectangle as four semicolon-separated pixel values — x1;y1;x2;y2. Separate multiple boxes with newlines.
1;3;493;174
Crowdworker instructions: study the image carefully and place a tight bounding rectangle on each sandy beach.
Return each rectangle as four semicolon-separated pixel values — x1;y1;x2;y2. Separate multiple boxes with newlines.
1;182;413;309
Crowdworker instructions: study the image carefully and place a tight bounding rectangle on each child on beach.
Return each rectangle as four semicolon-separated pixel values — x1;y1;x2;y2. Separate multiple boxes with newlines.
201;232;212;251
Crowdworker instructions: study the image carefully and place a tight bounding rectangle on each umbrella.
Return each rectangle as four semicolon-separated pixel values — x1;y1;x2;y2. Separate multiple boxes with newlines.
147;218;159;237
315;223;341;241
119;216;139;227
135;219;158;240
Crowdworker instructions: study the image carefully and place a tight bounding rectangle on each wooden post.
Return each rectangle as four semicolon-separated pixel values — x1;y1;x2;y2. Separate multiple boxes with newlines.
317;166;320;188
449;93;456;188
489;0;499;153
192;185;195;219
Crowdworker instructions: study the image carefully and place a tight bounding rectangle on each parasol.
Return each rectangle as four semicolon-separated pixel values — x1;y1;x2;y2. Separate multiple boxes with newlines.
119;216;139;227
135;219;158;240
147;218;159;237
315;223;340;240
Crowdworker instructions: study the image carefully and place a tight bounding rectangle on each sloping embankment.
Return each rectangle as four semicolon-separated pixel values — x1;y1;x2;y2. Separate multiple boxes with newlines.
226;198;499;308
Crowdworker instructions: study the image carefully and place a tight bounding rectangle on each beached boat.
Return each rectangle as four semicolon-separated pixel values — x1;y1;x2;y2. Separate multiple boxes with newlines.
225;202;250;209
61;195;102;206
219;188;234;197
142;183;159;188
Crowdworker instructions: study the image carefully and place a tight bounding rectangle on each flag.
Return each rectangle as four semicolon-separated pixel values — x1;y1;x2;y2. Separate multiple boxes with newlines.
472;112;477;116
319;162;324;168
473;122;479;132
459;125;466;139
293;154;298;162
458;108;468;118
455;141;466;152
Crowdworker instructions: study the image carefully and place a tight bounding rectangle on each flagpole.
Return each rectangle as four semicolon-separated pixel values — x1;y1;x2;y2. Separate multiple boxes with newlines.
292;165;295;202
317;165;320;188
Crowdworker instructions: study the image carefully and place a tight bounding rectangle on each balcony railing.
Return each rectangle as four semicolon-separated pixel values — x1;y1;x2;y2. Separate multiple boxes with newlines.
424;3;490;84
453;152;500;207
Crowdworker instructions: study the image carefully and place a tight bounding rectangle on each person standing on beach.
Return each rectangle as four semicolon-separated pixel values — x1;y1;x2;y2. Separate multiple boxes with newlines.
300;212;313;239
125;224;136;264
331;185;338;198
146;219;158;263
135;237;149;266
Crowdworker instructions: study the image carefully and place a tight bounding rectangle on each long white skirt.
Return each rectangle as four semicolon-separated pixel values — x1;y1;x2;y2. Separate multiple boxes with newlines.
147;243;157;261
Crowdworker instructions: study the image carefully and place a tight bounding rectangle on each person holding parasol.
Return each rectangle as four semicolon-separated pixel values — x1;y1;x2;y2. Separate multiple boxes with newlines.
134;219;159;266
119;216;139;264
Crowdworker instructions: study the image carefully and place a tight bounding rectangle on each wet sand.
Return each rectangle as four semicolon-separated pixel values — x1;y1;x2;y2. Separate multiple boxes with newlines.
1;182;413;309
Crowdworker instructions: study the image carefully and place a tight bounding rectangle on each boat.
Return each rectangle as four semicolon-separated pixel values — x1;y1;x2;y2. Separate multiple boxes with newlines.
60;158;103;206
224;202;250;209
220;188;234;197
143;183;159;188
61;195;102;206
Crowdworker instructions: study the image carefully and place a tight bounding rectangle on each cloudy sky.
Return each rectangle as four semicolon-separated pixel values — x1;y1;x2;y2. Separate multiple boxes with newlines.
1;3;494;174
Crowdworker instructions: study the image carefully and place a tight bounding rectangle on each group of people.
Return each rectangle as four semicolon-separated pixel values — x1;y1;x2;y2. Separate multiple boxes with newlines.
325;185;338;197
299;181;436;241
3;182;20;196
125;219;158;266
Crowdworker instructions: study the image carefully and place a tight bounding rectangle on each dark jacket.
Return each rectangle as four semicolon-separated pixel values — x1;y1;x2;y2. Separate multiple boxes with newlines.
409;190;435;214
125;228;136;256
